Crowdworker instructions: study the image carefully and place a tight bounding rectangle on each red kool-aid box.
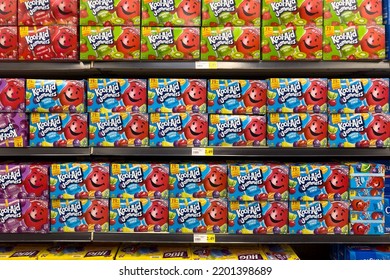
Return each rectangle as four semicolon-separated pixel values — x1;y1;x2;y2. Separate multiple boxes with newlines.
19;26;78;60
0;26;18;60
0;0;17;25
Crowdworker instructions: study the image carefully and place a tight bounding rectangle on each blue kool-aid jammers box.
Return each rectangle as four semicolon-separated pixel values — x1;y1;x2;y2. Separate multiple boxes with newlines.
25;79;86;113
350;219;385;235
109;198;168;233
328;78;390;113
50;199;109;232
267;113;328;147
29;113;88;147
50;162;110;199
289;164;349;201
348;162;385;189
227;163;289;201
208;114;266;146
289;201;349;234
228;201;288;234
169;163;227;198
349;188;384;200
207;79;267;114
385;196;390;233
110;163;169;199
169;198;228;234
149;113;208;147
0;78;25;112
148;78;207;113
89;112;149;147
87;79;147;113
350;197;384;212
267;78;328;113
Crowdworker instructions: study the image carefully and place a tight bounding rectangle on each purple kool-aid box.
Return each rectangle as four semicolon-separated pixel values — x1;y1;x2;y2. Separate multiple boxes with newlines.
0;199;49;233
0;79;25;112
0;112;28;147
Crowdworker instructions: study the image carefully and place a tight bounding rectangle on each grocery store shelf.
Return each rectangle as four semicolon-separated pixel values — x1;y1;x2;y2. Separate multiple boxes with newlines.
0;148;91;157
0;233;91;242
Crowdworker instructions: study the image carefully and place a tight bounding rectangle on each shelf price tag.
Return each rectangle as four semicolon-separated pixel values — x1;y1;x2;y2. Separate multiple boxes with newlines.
194;234;216;243
192;148;213;156
14;136;24;147
195;61;218;69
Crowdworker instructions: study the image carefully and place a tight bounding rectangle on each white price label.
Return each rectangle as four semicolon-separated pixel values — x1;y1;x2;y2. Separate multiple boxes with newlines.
192;148;213;156
195;61;218;69
193;234;216;243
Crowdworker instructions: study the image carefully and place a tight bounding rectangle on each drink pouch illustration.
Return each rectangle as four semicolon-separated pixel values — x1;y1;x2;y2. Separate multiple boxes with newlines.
0;113;28;147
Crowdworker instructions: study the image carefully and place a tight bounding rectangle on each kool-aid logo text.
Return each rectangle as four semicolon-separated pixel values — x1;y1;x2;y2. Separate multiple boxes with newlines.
216;118;242;138
270;0;297;17
330;0;357;16
36;115;62;138
216;82;242;104
58;200;83;221
331;29;358;50
296;203;323;224
24;0;50;16
95;82;121;103
208;30;234;51
148;30;174;50
117;167;144;189
337;115;364;138
270;30;296;51
276;81;302;103
87;0;114;15
238;254;262;260
25;29;50;51
176;167;202;189
163;251;188;258
176;201;202;223
296;169;323;192
276;116;302;137
155;81;181;103
117;201;143;223
236;170;263;191
87;30;114;50
236;204;262;224
0;168;22;190
209;0;235;17
337;82;364;104
31;82;57;103
57;167;83;189
0;202;21;223
156;115;182;137
96;115;123;137
0;124;17;142
149;0;175;17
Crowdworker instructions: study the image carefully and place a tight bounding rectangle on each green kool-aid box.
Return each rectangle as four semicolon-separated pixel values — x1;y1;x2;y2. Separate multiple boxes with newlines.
80;26;140;60
261;25;322;60
323;25;386;60
200;27;260;61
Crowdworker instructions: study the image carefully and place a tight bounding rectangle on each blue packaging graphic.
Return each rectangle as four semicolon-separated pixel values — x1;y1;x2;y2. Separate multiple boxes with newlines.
349;188;384;198
350;220;384;235
346;245;390;260
385;196;390;233
348;162;385;189
350;197;384;212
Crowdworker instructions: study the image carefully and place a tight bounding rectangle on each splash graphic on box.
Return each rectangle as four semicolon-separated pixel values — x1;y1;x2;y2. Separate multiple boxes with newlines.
0;79;25;112
349;162;386;188
80;26;140;60
262;26;322;60
289;200;349;234
169;163;227;198
0;199;49;233
228;201;288;234
37;244;118;259
0;1;17;25
328;78;389;113
207;79;267;114
115;244;192;260
0;113;28;147
0;26;18;60
148;78;206;113
267;113;328;147
209;114;266;146
169;198;227;233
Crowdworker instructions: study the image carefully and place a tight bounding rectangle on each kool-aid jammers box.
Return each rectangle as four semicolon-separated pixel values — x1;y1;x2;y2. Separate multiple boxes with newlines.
149;113;208;147
350;212;385;235
115;244;192;260
148;78;207;113
261;25;322;60
141;27;200;60
207;79;267;114
169;162;227;198
142;0;201;26
80;0;140;26
348;162;385;189
328;113;390;148
19;26;78;60
50;199;109;232
267;113;328;147
0;26;18;60
109;198;168;232
262;0;323;26
110;163;169;199
227;163;289;201
0;113;28;147
0;79;25;112
87;78;147;113
29;113;88;147
80;26;140;60
328;78;389;113
323;25;386;60
50;162;109;199
228;201;288;234
0;199;49;233
267;78;328;113
200;27;260;60
208;114;266;146
289;200;349;234
26;79;86;113
18;0;78;25
0;0;17;25
89;112;149;147
202;0;261;26
169;198;227;233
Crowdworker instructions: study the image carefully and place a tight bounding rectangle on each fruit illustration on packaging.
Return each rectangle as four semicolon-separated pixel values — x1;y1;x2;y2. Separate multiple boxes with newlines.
145;166;169;192
85;166;109;193
24;167;48;197
64;114;88;141
359;0;382;20
116;28;140;58
124;114;148;140
368;177;384;189
0;28;17;58
58;82;84;108
299;0;322;22
84;200;108;225
116;0;139;22
237;0;261;23
360;27;385;56
51;27;77;57
304;80;327;108
302;114;327;141
23;201;48;231
324;169;348;195
51;0;77;22
366;114;389;141
203;200;227;227
204;166;227;193
183;114;207;140
366;80;389;108
0;80;24;110
144;200;168;226
177;0;200;25
324;202;348;228
242;81;266;107
236;29;260;56
182;80;206;107
298;28;322;56
176;28;199;56
243;117;265;141
265;167;289;194
122;80;146;108
264;202;288;228
351;223;370;235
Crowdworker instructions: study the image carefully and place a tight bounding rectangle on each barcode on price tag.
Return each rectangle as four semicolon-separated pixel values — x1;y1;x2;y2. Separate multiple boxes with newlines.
193;234;216;243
